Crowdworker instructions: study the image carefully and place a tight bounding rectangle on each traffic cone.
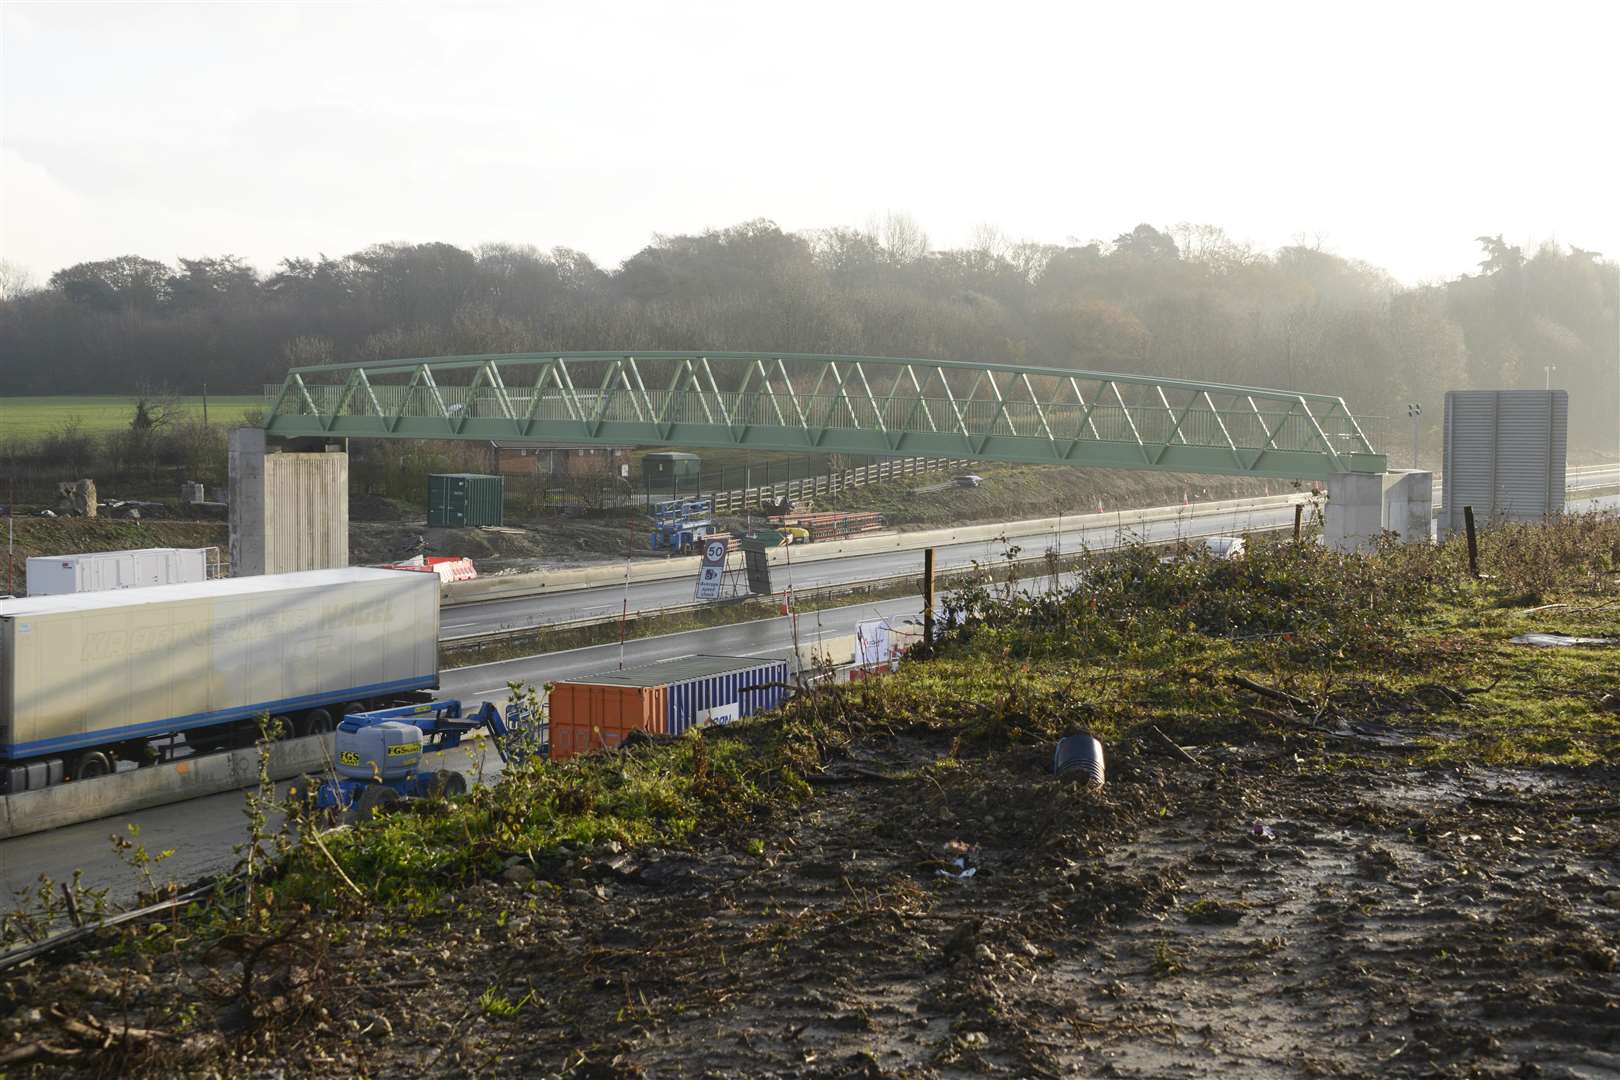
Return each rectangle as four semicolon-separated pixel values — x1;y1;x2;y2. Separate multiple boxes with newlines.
1096;498;1104;514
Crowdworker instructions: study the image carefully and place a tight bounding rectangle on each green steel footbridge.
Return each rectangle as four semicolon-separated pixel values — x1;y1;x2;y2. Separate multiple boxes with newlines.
264;352;1385;481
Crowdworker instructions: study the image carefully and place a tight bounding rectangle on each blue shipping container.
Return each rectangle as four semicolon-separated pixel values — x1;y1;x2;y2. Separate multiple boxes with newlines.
562;655;790;737
664;659;790;735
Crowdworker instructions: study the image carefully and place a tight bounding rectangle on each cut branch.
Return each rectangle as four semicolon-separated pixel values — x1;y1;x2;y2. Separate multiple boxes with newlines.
1148;725;1205;768
1226;675;1312;711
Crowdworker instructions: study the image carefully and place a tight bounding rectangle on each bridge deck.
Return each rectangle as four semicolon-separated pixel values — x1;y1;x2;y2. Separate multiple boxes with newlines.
264;352;1385;480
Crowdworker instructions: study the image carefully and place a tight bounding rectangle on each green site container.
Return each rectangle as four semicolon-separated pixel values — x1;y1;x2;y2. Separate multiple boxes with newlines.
642;452;702;496
427;473;504;527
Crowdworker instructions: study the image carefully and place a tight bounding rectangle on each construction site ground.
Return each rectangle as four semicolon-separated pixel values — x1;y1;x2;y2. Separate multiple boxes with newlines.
5;711;1616;1077
347;466;1275;573
4;517;1618;1078
312;746;1620;1078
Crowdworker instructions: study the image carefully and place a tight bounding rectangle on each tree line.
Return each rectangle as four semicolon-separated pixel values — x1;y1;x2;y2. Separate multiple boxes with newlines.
2;219;1615;452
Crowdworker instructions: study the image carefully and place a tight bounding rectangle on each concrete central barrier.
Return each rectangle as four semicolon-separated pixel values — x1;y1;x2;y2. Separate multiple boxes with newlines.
444;493;1308;606
0;735;336;840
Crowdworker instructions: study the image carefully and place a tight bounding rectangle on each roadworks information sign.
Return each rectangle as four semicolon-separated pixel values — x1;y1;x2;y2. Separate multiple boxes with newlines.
695;537;730;600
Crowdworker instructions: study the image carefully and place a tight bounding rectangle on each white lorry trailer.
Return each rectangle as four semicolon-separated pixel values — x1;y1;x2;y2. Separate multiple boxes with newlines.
0;567;440;792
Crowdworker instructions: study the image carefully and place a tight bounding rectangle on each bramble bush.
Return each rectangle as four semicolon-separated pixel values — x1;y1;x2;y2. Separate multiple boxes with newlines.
937;535;1446;664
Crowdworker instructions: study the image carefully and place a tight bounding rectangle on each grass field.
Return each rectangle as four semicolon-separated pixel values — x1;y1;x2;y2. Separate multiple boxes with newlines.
0;395;263;439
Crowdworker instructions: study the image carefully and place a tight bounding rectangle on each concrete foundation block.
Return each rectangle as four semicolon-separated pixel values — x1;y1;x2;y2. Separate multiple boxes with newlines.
1381;470;1434;543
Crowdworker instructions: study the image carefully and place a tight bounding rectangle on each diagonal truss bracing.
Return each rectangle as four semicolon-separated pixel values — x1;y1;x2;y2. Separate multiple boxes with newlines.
263;351;1386;480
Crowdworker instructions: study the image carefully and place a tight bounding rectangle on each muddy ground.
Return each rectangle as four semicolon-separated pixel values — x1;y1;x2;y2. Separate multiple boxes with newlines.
13;724;1617;1078
347;518;646;570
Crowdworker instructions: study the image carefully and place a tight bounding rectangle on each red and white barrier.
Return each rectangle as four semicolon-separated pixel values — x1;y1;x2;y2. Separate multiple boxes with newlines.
380;556;478;583
424;556;478;582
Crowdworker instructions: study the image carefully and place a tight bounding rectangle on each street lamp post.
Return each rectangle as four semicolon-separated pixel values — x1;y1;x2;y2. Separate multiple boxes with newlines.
1407;403;1422;469
1544;365;1557;391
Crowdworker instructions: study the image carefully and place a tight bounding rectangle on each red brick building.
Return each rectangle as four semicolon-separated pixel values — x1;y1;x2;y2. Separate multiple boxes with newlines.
493;444;630;479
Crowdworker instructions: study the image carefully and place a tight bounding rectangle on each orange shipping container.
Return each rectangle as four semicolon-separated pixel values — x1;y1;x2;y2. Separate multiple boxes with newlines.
547;683;667;761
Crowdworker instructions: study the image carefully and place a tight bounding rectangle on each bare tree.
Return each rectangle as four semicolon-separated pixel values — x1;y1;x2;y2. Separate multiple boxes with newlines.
868;211;930;265
968;223;1011;261
131;381;182;433
283;335;335;367
1170;224;1259;271
0;260;35;301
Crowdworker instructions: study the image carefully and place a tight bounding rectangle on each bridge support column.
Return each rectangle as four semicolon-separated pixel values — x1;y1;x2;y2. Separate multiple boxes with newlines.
229;428;349;576
1323;473;1384;553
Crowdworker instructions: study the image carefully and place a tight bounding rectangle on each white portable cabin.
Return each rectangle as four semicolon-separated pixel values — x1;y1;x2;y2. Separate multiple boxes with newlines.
26;548;213;597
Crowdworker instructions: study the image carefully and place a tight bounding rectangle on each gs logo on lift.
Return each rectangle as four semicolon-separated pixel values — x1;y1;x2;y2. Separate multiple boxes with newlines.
338;750;360;766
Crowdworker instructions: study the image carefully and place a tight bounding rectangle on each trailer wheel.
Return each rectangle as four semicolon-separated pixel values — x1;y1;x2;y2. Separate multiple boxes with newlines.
428;770;467;800
187;722;254;753
71;750;113;781
343;702;369;722
117;741;156;766
298;709;334;737
185;729;225;753
354;784;400;821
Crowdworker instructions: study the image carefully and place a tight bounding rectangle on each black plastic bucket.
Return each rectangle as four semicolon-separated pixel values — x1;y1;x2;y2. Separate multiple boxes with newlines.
1053;735;1105;787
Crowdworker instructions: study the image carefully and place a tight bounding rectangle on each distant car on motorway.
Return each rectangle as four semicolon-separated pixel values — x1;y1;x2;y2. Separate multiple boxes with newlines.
1199;536;1245;559
951;474;983;488
1160;535;1246;564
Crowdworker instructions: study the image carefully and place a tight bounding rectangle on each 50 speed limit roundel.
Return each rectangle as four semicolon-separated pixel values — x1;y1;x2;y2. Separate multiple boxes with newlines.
705;541;726;562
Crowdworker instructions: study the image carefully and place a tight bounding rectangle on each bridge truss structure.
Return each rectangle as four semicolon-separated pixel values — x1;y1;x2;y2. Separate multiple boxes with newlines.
264;352;1385;480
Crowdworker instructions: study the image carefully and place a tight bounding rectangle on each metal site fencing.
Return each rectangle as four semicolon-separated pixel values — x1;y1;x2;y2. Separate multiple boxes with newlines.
643;455;973;515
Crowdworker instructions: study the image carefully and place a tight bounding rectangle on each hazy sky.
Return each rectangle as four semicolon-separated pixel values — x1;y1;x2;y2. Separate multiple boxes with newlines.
3;1;1616;286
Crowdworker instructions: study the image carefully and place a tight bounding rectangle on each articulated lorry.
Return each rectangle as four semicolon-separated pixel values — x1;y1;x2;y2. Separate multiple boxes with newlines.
0;568;440;793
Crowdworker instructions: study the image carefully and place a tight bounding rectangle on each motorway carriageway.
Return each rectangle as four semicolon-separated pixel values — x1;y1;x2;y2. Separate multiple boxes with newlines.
440;464;1620;640
440;499;1305;638
4;490;1616;907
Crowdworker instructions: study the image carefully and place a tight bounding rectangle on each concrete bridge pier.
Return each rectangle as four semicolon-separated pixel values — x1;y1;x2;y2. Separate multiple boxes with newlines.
229;427;349;576
1324;470;1435;553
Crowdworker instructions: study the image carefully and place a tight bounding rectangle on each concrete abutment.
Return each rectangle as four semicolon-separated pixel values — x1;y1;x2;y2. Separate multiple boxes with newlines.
229;427;349;576
1324;470;1435;552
